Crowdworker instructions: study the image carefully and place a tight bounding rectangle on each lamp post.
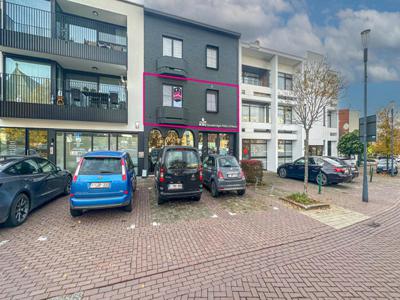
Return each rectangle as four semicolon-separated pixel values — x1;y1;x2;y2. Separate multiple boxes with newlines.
390;101;395;177
361;29;371;203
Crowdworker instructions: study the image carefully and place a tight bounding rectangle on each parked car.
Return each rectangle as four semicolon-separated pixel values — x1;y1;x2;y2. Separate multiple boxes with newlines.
0;156;71;226
69;151;137;217
202;154;246;197
376;158;398;175
329;157;359;179
154;146;202;204
277;156;352;185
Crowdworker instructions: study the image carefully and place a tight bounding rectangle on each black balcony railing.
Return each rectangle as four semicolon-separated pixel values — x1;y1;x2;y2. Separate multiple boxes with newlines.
0;2;127;65
3;1;127;51
0;73;128;123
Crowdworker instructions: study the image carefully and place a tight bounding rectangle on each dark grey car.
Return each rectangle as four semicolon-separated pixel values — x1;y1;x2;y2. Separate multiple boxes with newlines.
202;155;246;197
0;157;71;226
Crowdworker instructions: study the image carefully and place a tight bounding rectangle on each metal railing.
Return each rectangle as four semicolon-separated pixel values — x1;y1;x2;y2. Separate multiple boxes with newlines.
3;1;127;52
1;73;127;110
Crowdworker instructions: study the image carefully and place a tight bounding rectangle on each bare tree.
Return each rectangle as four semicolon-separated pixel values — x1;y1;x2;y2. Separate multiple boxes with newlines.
292;56;343;193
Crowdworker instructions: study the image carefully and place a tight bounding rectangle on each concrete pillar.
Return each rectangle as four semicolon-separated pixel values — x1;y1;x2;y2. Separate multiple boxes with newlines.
267;54;278;171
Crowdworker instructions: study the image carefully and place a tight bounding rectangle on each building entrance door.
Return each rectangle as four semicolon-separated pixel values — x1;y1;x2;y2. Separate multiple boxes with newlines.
28;130;48;158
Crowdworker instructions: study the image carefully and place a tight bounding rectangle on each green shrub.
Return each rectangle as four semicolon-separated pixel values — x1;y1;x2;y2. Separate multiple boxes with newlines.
287;192;315;205
240;159;263;183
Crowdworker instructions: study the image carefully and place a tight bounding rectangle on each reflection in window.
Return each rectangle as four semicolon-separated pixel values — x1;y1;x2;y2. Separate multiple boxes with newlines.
219;134;230;155
242;103;268;123
6;0;51;37
207;134;217;154
164;130;180;146
93;133;109;151
65;133;92;172
29;130;48;158
118;134;138;168
278;106;293;124
56;132;64;169
69;24;96;45
0;128;26;156
278;140;293;166
181;130;194;147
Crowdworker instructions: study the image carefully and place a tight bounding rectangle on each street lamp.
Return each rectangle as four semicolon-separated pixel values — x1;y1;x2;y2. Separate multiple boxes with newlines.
361;29;371;202
390;101;395;177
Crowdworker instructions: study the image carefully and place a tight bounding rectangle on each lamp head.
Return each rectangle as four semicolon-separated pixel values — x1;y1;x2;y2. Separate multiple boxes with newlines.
361;29;371;49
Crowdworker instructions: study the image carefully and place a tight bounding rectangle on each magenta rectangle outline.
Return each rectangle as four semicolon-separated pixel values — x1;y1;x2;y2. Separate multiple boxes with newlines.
143;72;240;132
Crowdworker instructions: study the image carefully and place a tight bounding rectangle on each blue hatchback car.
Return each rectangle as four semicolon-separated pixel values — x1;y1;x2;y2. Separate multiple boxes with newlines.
69;151;137;217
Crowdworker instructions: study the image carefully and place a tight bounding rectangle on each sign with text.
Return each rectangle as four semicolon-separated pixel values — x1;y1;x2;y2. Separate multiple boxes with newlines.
359;115;377;142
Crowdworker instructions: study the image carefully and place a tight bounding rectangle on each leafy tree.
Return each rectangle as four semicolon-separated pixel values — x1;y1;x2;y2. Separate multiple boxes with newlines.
292;56;343;193
371;106;400;157
337;130;363;157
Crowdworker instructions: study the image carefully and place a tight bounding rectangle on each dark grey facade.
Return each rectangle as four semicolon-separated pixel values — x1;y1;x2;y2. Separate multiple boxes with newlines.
144;9;240;171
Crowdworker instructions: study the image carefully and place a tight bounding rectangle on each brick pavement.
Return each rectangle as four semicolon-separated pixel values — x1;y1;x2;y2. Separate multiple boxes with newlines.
0;175;399;299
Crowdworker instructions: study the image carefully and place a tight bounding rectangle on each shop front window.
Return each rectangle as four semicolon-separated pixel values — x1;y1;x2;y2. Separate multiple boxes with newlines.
278;140;293;166
93;133;109;151
0;128;26;156
56;132;64;169
207;134;218;154
164;130;180;146
65;132;92;172
242;139;267;169
219;134;231;155
29;130;48;158
118;134;138;168
181;130;194;147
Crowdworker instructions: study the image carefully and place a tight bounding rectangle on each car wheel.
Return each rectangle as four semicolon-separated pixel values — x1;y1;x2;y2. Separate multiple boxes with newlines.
70;208;83;217
278;168;287;178
6;193;30;227
320;173;328;186
64;176;72;195
237;189;246;196
211;181;219;198
157;195;165;205
123;197;133;212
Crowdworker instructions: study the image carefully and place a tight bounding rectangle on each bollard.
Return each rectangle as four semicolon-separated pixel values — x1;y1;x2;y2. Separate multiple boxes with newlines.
317;171;322;194
370;165;373;182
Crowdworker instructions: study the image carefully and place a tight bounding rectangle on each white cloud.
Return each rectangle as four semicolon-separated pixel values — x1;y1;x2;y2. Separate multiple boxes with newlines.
144;0;400;83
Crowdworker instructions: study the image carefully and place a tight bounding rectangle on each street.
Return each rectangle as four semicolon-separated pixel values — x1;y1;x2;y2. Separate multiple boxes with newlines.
1;173;399;299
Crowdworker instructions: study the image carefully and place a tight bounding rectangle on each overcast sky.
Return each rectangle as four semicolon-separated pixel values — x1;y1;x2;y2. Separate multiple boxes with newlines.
145;0;400;114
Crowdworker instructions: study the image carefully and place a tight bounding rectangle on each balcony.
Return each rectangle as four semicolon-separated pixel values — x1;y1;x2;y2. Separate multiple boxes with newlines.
156;106;188;125
0;73;127;123
0;2;127;65
156;56;188;77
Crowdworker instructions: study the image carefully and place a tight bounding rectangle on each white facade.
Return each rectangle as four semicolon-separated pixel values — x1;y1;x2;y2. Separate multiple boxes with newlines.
239;42;338;172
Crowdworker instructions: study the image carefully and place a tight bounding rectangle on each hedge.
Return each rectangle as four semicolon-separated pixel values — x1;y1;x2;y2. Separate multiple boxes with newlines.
240;159;263;183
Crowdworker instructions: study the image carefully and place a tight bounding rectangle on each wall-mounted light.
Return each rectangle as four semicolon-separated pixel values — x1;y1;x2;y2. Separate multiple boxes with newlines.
92;66;98;71
135;122;140;129
92;10;99;16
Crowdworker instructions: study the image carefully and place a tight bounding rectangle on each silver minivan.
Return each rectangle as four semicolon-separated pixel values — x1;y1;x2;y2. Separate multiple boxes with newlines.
202;155;246;197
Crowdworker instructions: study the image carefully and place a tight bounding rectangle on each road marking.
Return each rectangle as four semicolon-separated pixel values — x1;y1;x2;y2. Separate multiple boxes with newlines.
211;214;218;218
0;240;10;246
273;207;279;210
152;222;160;226
127;224;136;230
37;236;48;241
228;212;237;216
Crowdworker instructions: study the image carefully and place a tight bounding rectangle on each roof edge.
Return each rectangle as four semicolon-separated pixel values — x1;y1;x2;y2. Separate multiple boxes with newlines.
144;7;241;38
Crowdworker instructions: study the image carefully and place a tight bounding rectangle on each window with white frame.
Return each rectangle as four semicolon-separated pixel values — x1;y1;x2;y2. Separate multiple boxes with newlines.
206;46;218;69
163;36;182;58
163;84;183;107
206;90;218;112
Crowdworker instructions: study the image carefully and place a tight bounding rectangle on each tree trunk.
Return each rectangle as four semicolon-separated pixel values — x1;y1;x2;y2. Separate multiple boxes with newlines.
304;129;310;193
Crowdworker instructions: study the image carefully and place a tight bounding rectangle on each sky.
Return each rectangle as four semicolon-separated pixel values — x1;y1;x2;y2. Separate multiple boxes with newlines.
145;0;400;115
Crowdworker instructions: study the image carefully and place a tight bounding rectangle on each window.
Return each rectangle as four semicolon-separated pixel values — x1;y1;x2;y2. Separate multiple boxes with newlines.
278;72;293;90
278;140;293;166
278;106;292;124
242;139;267;169
0;128;26;156
163;36;182;58
6;159;40;176
242;65;269;87
163;85;183;108
36;158;56;173
206;46;218;69
327;111;337;128
165;149;199;170
80;157;121;175
206;90;218;112
242;103;269;123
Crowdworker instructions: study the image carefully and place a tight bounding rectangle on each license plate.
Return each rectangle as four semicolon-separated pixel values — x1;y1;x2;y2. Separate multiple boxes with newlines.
227;173;237;178
90;182;110;189
345;170;349;174
168;183;183;190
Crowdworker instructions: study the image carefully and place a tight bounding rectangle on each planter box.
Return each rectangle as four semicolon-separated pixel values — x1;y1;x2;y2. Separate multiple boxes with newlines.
279;197;330;210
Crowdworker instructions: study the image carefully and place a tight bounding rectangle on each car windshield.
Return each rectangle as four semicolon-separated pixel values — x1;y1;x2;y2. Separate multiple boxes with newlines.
379;159;394;165
218;156;239;168
79;157;121;175
323;157;343;167
165;149;199;170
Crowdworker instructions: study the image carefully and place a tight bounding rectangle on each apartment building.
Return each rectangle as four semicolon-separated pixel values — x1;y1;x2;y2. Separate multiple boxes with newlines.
143;8;240;173
0;0;144;172
240;42;338;172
